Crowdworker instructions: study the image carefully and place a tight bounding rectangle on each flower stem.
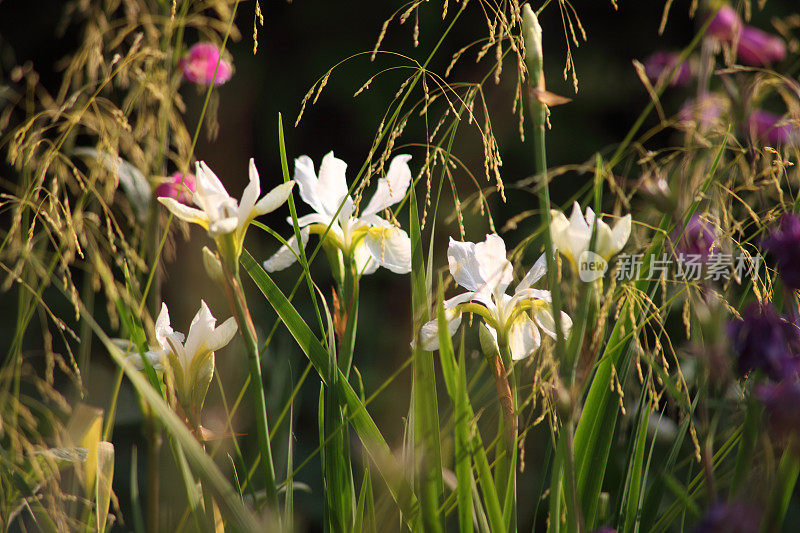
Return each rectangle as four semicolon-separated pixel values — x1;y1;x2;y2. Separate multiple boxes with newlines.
339;260;359;376
225;269;278;506
526;35;581;533
323;259;359;529
495;336;518;532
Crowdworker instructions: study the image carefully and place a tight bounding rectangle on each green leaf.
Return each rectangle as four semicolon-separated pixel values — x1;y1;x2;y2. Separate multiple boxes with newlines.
240;250;418;524
130;448;145;533
95;442;114;533
410;188;444;533
761;446;800;532
638;392;698;532
619;388;651;533
435;290;503;532
436;287;474;533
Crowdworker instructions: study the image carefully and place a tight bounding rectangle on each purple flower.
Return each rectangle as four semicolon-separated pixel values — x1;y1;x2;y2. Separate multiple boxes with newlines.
762;213;800;290
746;110;798;145
672;214;716;260
679;93;726;129
707;6;741;42
644;51;692;87
590;528;616;533
705;6;785;67
693;501;760;533
155;172;196;205
728;304;800;381
179;43;233;86
756;380;800;442
737;26;786;66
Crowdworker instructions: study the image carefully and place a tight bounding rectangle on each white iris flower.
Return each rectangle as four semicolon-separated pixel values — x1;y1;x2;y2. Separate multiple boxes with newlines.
158;159;294;265
549;201;631;277
420;234;572;361
263;152;412;275
128;301;237;412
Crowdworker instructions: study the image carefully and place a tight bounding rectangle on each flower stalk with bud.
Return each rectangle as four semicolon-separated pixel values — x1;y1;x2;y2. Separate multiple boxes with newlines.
421;232;572;530
523;5;582;530
265;151;413;372
263;151;414;528
159;159;294;504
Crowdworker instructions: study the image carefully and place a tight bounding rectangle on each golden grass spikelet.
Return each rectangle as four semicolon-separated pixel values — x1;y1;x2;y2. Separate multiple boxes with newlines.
253;0;264;54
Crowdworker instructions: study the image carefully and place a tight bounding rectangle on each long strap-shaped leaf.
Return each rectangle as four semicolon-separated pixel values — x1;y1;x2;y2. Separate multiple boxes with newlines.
409;189;445;532
240;250;418;523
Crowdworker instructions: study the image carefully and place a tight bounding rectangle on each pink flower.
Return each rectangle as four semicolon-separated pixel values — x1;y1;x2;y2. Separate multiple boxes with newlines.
179;43;233;86
736;26;786;66
746;110;798;145
678;93;726;129
643;51;692;87
156;172;196;204
707;5;741;41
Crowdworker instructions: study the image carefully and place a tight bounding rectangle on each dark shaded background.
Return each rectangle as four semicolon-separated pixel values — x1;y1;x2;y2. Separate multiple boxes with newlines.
2;0;798;530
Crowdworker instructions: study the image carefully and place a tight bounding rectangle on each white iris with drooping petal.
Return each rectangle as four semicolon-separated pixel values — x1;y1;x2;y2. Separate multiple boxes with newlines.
420;234;572;361
128;301;237;413
158;159;295;265
550;201;631;276
263;152;412;275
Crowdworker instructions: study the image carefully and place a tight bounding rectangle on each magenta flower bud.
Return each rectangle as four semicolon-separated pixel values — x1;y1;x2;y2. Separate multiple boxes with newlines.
179;43;233;86
707;5;741;41
746;110;798;145
643;51;692;87
672;214;716;260
736;25;786;66
155;172;196;205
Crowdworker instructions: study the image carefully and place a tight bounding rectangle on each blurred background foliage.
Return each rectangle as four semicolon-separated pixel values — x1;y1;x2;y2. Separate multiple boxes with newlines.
2;0;799;530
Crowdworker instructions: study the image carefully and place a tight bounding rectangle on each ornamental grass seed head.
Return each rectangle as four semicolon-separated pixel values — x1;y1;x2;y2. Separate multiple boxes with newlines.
264;151;413;275
419;234;572;362
179;43;233;86
158;159;295;270
678;93;727;131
